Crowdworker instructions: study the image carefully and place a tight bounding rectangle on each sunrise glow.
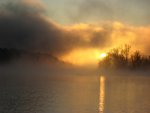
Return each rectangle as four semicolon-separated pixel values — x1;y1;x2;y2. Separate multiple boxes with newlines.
99;53;107;60
60;49;103;66
0;1;149;113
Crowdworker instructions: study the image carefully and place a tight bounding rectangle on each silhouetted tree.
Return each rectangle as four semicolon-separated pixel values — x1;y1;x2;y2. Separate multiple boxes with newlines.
130;51;142;69
0;48;60;64
99;44;131;69
99;45;150;71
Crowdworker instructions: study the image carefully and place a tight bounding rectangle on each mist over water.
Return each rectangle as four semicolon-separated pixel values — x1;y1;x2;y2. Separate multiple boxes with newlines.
0;61;100;113
0;1;149;113
0;60;149;113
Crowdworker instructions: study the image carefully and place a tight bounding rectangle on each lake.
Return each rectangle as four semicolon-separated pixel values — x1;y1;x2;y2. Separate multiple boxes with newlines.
0;73;149;113
101;74;150;113
0;74;99;113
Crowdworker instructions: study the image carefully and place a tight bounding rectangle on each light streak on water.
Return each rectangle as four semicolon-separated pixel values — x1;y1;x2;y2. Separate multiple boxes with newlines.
99;76;105;113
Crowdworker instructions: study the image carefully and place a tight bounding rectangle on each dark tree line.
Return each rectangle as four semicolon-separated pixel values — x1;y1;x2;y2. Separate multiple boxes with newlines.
99;45;150;70
0;48;21;63
0;48;60;64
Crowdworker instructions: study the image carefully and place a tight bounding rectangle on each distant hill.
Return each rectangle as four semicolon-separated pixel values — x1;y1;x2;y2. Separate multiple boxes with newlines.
0;48;64;65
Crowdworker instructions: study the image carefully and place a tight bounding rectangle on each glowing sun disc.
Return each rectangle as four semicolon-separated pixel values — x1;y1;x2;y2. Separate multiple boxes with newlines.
99;53;107;59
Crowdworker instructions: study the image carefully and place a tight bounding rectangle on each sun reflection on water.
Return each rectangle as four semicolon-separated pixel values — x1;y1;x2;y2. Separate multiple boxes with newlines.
99;76;105;113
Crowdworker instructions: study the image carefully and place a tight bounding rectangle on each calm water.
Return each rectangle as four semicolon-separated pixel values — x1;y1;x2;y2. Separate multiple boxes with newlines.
100;75;150;113
0;74;150;113
0;75;99;113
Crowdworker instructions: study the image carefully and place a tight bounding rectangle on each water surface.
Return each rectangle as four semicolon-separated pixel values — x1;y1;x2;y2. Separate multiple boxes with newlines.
0;73;150;113
0;74;99;113
100;74;150;113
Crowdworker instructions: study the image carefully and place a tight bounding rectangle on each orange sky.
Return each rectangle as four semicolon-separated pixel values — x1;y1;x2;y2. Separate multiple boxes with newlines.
1;0;150;66
59;22;150;66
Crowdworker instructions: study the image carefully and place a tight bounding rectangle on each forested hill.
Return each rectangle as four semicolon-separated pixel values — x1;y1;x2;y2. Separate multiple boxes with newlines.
0;48;63;64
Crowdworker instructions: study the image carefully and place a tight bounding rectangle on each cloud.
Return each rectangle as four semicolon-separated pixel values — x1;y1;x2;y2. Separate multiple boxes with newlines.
0;0;150;60
61;22;150;65
65;0;150;25
66;0;113;23
0;0;111;56
102;22;150;55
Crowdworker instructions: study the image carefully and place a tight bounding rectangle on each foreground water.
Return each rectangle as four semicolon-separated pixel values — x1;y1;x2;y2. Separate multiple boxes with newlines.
101;74;150;113
0;74;99;113
0;73;150;113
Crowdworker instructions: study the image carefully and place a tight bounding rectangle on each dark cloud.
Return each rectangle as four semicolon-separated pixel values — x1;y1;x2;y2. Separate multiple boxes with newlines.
0;1;110;56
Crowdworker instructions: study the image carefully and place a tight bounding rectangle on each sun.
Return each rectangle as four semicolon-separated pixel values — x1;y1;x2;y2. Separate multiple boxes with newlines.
99;53;107;59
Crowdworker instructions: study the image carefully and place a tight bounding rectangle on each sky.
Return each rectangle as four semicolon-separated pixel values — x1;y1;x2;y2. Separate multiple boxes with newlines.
43;0;150;26
0;0;150;66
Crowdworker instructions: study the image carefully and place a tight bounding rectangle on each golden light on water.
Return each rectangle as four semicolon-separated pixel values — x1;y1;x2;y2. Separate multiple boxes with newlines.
99;76;105;113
